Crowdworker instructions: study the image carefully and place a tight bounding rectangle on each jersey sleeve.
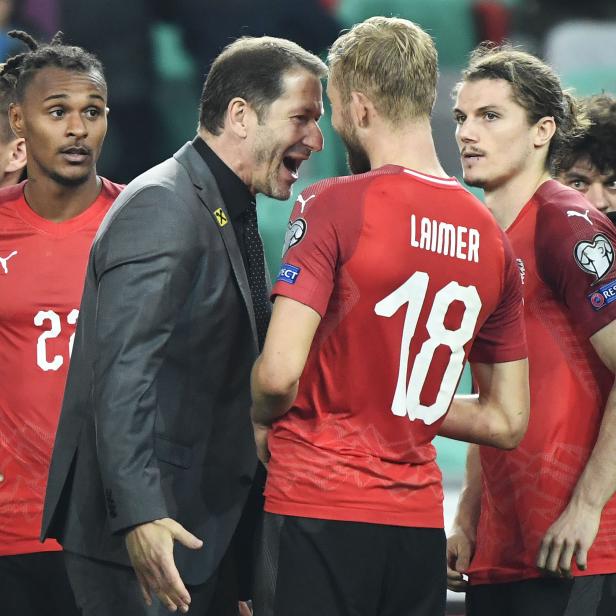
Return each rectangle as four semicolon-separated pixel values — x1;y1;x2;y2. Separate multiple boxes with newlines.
271;185;341;316
469;230;527;363
536;188;616;338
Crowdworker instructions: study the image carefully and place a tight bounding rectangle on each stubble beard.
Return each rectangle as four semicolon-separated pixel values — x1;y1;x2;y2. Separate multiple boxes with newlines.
33;152;93;187
339;117;370;175
251;128;291;201
462;173;487;189
49;169;92;187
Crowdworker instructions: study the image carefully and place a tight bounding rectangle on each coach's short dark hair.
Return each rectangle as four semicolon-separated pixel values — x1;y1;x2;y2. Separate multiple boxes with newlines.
458;43;590;174
558;94;616;176
199;36;327;134
0;30;106;103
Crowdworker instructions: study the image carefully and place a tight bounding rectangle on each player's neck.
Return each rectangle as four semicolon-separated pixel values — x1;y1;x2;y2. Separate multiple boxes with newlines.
368;119;448;178
484;166;551;230
23;172;102;223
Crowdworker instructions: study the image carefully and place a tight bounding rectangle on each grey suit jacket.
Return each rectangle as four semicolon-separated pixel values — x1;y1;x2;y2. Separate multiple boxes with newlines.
41;143;260;586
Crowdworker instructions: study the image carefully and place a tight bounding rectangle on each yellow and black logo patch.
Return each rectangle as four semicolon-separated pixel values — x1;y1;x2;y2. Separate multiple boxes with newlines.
214;208;228;227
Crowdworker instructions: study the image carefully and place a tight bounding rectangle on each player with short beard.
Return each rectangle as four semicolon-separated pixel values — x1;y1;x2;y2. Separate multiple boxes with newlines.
250;17;530;616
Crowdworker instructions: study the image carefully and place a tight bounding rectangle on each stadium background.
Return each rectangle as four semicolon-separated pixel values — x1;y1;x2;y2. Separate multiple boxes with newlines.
5;0;616;613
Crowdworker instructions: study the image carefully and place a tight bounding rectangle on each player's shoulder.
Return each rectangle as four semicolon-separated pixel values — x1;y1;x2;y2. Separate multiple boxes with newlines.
99;177;125;199
533;179;616;273
299;167;384;202
534;179;598;223
289;171;375;226
534;179;614;240
0;182;26;228
0;181;25;207
296;164;461;216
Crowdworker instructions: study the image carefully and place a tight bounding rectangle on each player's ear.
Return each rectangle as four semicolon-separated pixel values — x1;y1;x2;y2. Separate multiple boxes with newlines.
533;116;556;148
8;102;25;138
350;91;373;129
5;138;26;174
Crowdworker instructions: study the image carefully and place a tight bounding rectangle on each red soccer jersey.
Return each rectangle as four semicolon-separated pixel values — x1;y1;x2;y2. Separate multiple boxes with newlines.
0;178;122;556
469;180;616;584
265;165;527;528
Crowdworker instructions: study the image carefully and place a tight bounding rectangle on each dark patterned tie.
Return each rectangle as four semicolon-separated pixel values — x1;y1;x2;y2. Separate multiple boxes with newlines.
243;204;270;350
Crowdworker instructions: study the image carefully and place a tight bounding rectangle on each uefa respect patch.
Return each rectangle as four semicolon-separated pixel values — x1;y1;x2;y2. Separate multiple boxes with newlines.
276;263;301;285
588;278;616;311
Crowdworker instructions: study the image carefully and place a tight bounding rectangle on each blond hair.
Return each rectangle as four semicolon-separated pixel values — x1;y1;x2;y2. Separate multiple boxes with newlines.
328;16;438;124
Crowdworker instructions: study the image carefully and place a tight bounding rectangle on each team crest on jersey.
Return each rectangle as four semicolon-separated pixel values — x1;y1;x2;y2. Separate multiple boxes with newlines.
588;279;616;311
516;258;526;285
574;233;614;283
282;218;307;257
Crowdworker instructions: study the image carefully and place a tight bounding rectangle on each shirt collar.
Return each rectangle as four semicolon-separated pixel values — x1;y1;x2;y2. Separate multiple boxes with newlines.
192;135;255;220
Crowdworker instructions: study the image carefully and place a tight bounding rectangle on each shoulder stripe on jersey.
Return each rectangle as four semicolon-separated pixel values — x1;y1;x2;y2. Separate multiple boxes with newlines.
403;168;459;186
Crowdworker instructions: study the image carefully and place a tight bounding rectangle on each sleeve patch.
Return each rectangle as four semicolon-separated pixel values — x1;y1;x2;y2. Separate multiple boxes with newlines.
276;263;301;284
574;233;615;283
588;279;616;310
282;218;307;257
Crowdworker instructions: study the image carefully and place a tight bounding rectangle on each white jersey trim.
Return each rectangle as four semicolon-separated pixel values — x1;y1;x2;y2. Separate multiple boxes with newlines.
403;168;459;187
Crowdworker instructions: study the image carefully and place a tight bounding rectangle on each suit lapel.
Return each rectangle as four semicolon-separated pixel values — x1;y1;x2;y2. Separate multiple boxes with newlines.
174;143;259;349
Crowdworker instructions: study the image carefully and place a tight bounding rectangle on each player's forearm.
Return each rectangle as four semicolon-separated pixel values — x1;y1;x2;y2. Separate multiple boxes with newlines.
438;394;479;441
439;394;526;449
250;355;298;425
569;380;616;511
452;444;482;536
440;360;529;448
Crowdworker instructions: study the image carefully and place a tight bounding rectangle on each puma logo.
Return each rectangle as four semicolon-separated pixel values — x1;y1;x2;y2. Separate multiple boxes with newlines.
567;210;592;225
0;251;17;274
297;193;315;214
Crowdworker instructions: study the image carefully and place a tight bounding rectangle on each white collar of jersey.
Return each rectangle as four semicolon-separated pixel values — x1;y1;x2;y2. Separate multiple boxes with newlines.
403;168;459;186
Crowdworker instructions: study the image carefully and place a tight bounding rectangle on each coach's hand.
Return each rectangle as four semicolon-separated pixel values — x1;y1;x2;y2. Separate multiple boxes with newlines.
252;420;271;467
536;500;601;577
447;526;475;591
125;517;203;613
238;601;253;615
